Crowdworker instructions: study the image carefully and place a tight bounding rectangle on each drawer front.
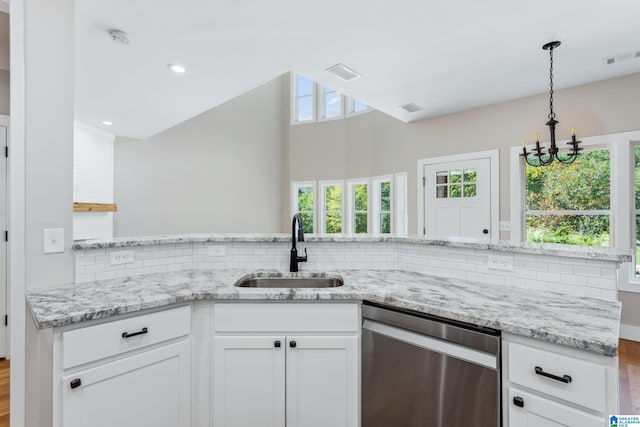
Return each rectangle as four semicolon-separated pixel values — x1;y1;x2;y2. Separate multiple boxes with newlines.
508;342;605;412
508;388;603;427
63;305;191;369
213;303;359;333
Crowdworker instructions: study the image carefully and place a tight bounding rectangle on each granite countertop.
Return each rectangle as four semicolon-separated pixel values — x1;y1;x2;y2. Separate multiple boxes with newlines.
25;269;621;357
71;233;633;262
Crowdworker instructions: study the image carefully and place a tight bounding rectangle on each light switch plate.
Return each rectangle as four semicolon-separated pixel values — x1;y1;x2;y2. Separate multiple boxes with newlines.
43;228;64;254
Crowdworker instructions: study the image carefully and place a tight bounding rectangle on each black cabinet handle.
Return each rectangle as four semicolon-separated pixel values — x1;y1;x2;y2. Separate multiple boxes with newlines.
274;340;281;348
513;396;524;408
122;327;148;339
70;378;82;389
535;366;572;383
289;341;297;348
483;229;489;234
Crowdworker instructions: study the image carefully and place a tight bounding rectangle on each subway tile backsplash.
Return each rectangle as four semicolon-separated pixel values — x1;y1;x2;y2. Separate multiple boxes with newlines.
74;240;620;301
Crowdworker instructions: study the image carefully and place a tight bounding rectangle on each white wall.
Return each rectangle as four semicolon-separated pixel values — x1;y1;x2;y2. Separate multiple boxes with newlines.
113;75;287;236
22;0;75;425
73;121;114;240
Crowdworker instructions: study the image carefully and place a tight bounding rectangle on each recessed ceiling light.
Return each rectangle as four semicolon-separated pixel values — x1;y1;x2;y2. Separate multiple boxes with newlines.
102;121;113;126
167;64;187;74
326;63;361;81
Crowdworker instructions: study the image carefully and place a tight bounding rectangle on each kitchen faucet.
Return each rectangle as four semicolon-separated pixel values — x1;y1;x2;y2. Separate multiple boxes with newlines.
290;213;308;272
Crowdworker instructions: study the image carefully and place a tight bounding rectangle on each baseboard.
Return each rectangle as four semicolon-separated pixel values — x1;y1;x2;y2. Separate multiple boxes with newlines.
620;323;640;342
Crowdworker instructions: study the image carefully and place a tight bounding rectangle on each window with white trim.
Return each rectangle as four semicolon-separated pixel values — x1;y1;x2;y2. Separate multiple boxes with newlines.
320;181;344;234
346;98;371;117
372;176;393;234
525;147;611;246
291;182;316;234
293;74;315;123
320;85;343;120
347;179;369;234
394;172;408;236
634;144;640;277
291;73;371;124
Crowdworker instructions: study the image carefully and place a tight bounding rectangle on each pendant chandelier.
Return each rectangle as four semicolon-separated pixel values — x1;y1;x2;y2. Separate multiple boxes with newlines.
520;41;582;167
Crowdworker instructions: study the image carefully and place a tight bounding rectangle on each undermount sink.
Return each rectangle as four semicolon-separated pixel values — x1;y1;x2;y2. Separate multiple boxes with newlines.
235;275;344;288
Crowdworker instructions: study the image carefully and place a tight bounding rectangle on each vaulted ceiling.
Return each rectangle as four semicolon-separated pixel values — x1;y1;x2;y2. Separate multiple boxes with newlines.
75;0;640;139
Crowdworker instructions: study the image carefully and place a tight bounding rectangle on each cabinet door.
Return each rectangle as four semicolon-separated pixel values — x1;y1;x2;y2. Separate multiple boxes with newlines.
286;335;358;427
212;335;286;427
62;340;191;427
508;388;603;427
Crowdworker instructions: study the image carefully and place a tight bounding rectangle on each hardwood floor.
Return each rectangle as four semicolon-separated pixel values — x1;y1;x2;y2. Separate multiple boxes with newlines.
0;341;632;425
0;359;8;427
620;339;640;414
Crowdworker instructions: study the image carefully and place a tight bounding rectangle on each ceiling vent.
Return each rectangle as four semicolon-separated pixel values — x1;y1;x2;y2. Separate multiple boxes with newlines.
400;103;423;113
603;49;640;65
326;63;361;81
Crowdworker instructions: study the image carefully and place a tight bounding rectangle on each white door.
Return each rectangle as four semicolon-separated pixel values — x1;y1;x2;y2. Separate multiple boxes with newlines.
0;124;6;358
286;335;358;427
212;335;286;427
62;341;191;427
424;158;492;239
508;389;602;427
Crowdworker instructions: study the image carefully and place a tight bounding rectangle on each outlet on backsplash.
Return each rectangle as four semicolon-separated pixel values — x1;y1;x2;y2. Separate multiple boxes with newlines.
110;250;135;265
207;245;227;257
487;254;514;271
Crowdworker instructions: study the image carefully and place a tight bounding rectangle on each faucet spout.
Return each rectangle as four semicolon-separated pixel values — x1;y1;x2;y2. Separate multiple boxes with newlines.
290;214;308;272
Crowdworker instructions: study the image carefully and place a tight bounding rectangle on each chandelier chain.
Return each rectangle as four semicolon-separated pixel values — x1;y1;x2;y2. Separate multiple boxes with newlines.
548;47;555;120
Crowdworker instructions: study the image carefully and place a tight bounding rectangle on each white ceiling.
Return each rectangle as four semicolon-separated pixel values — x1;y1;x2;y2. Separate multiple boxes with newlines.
75;0;640;140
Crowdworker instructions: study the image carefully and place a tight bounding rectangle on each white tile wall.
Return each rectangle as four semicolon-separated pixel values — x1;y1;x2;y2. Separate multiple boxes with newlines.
74;240;621;301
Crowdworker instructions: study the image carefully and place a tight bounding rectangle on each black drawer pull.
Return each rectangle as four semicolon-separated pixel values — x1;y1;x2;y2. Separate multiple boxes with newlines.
513;396;524;408
122;327;148;339
289;341;297;348
274;340;281;348
70;378;82;389
535;366;572;383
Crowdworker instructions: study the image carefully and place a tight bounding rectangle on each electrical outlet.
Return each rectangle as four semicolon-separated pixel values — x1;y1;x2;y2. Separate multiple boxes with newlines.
487;254;514;271
110;250;135;265
207;245;226;257
499;221;511;231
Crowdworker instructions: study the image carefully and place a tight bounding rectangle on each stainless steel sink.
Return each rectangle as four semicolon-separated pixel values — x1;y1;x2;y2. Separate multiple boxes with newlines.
235;275;343;288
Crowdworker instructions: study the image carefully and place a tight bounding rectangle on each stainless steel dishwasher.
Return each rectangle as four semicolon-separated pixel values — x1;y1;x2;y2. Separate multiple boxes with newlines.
362;302;501;427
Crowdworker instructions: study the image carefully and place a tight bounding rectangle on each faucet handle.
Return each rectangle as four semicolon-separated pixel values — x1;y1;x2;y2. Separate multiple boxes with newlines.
298;247;308;262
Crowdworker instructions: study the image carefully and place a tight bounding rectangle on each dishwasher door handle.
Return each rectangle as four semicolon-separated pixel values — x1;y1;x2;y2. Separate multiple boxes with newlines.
363;319;497;370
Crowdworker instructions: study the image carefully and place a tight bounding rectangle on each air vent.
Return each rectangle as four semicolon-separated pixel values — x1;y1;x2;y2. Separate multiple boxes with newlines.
400;103;423;113
603;49;640;65
326;63;361;81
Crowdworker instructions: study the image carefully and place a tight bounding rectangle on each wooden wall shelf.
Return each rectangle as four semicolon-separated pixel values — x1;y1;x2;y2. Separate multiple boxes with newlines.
73;202;117;213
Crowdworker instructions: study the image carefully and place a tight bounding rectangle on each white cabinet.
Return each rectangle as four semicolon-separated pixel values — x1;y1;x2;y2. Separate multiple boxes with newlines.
62;341;191;427
212;335;286;426
508;388;602;427
54;305;192;427
286;335;358;427
211;303;360;427
503;333;618;427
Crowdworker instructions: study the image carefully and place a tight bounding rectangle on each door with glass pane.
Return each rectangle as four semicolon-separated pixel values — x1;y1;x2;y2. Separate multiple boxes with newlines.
424;159;491;240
